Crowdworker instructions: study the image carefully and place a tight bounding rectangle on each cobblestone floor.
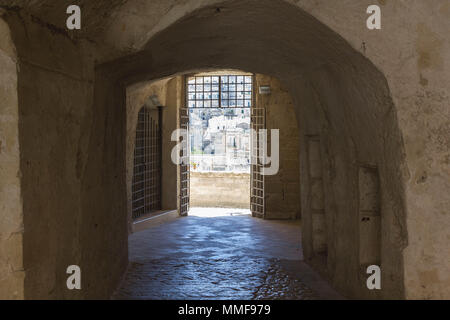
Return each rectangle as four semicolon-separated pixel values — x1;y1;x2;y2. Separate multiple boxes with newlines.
113;208;342;300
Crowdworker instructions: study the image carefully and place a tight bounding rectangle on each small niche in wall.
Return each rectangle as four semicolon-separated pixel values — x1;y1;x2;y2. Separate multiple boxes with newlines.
358;165;381;266
307;137;327;256
312;212;327;254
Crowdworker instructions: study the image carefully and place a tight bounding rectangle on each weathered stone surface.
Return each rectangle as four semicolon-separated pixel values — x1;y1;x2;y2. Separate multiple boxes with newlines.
256;75;301;220
0;16;23;300
113;208;341;300
190;172;250;209
0;0;447;299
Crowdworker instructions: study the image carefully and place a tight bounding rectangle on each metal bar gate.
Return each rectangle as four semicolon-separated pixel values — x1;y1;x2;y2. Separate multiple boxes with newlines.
179;107;190;216
132;107;162;220
250;107;265;218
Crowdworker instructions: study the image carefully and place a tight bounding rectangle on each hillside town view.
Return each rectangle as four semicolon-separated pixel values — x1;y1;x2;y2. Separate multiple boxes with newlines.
187;75;253;173
189;108;251;172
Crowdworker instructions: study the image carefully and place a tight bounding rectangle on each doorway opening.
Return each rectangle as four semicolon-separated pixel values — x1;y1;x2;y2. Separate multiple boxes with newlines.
126;72;301;227
184;72;258;217
121;72;329;300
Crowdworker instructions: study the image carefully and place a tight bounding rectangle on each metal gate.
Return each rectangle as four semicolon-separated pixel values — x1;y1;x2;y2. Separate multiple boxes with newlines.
132;107;162;220
250;107;265;218
179;107;190;216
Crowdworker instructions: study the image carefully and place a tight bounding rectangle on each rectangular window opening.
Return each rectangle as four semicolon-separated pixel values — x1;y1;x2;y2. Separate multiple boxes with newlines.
186;74;253;173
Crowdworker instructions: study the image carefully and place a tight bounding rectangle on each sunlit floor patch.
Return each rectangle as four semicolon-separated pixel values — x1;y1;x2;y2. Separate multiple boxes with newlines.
188;207;251;217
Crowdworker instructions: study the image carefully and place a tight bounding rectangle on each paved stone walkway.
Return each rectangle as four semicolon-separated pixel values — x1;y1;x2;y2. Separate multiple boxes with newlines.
113;208;342;300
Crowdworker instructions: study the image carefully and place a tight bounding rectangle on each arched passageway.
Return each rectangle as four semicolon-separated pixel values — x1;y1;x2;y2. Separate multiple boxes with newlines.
116;70;310;299
91;0;407;299
0;0;448;300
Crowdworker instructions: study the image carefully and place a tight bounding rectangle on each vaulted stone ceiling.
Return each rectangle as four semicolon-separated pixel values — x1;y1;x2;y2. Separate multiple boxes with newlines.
0;0;127;35
0;0;397;65
0;0;181;58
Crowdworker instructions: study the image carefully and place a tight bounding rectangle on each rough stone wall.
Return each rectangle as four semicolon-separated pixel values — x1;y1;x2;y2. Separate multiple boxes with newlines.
289;0;450;299
190;172;250;209
4;11;92;299
3;11;127;299
162;77;182;211
255;74;301;220
293;65;406;299
0;15;23;300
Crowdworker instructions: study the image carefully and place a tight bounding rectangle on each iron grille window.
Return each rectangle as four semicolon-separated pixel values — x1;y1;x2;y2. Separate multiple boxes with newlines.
187;74;253;173
187;75;253;108
132;107;161;220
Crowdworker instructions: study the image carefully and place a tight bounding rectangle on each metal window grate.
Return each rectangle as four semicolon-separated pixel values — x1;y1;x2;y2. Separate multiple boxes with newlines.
132;107;161;220
184;74;259;215
187;75;253;108
250;107;265;218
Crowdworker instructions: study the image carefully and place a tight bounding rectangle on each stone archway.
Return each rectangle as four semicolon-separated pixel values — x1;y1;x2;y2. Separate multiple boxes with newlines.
92;0;408;299
1;0;447;300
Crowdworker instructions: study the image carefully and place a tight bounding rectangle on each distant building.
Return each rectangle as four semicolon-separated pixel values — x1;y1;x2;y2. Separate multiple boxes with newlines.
189;108;250;172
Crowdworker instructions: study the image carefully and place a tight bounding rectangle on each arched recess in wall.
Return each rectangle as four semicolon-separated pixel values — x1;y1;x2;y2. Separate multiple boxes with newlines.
92;0;408;299
0;17;24;299
125;78;174;231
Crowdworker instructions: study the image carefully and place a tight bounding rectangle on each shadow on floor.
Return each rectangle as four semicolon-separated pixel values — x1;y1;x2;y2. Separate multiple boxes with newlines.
113;207;343;300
